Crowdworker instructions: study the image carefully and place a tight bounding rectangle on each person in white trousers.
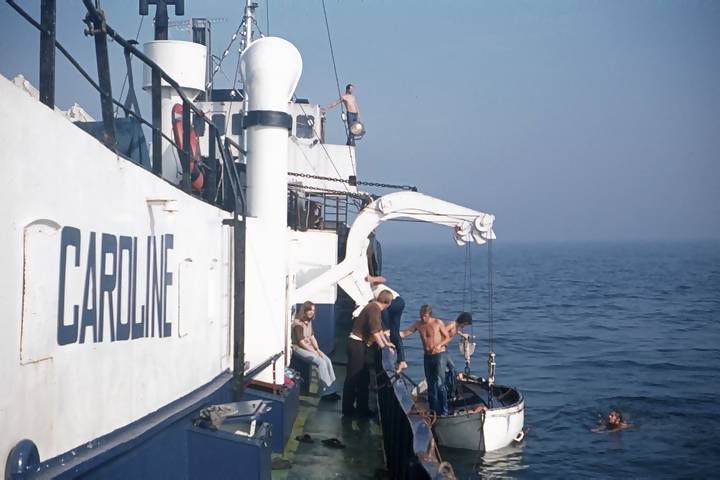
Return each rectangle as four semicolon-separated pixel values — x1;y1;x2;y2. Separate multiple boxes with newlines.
291;301;340;401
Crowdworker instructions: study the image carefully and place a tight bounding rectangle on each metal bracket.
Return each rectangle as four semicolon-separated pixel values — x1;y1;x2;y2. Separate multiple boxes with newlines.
83;8;107;36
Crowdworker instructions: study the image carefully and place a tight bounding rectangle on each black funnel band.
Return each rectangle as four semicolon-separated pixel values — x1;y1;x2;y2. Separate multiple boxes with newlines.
243;110;292;130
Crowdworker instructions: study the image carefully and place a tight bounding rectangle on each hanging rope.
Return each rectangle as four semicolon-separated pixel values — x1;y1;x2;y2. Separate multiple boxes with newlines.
320;0;351;145
488;240;495;353
486;239;496;407
469;243;473;314
462;243;474;337
321;0;344;107
462;244;469;312
266;0;270;35
114;16;144;116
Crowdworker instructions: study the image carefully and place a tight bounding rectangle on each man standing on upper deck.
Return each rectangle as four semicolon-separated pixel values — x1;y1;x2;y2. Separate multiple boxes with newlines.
400;304;451;416
322;83;361;146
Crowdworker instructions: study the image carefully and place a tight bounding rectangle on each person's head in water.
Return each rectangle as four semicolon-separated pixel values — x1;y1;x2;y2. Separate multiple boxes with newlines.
345;83;353;94
608;409;624;428
420;304;433;322
456;312;473;327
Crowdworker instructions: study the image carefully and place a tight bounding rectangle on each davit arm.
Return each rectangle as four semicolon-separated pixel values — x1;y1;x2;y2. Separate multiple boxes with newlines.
292;191;496;309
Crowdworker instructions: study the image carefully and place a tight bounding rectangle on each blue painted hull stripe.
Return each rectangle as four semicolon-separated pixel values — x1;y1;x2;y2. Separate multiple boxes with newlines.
35;371;234;479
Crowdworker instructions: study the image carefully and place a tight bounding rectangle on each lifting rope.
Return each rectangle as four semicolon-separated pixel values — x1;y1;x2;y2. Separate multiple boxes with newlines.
461;243;475;377
486;239;496;407
320;0;350;141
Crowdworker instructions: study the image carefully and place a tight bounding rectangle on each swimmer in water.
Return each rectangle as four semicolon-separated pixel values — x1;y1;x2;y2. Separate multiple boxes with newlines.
592;409;630;432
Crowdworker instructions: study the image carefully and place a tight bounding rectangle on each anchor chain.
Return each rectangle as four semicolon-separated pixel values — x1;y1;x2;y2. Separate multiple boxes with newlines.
288;184;373;200
288;171;417;191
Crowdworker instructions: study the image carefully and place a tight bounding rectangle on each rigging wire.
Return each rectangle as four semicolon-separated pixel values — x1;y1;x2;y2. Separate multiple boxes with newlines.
488;239;495;353
114;16;144;116
320;0;343;106
320;0;352;154
266;0;270;35
465;243;475;341
463;244;469;311
208;19;245;89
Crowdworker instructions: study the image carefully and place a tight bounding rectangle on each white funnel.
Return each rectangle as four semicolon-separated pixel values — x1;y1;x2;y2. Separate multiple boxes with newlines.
143;40;207;185
241;37;302;219
240;37;302;112
240;37;302;384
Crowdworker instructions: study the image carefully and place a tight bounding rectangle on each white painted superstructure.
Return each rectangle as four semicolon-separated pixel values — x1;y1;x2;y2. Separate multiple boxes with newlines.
1;0;520;471
0;73;232;464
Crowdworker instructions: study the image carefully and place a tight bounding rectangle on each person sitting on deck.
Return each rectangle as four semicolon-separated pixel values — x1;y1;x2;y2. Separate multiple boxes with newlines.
400;304;451;416
592;409;631;432
291;301;340;401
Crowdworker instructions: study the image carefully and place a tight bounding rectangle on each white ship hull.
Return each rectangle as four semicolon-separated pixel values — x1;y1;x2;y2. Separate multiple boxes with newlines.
0;73;234;464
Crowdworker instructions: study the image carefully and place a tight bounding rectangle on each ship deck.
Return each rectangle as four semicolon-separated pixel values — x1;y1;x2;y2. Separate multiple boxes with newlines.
271;339;389;479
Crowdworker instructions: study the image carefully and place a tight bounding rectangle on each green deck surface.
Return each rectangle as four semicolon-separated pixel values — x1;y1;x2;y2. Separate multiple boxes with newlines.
271;364;387;479
271;323;390;479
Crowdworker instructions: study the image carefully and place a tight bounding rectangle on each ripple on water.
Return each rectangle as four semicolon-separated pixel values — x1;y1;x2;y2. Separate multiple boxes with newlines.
382;242;720;478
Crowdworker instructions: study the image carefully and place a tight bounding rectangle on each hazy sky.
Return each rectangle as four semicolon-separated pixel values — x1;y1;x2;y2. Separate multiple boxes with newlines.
2;0;718;243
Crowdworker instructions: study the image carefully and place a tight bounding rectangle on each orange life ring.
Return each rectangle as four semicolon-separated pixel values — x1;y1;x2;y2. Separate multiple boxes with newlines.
171;103;204;192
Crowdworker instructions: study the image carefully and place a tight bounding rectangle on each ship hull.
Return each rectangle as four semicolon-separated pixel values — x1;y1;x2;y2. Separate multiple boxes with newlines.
0;73;235;466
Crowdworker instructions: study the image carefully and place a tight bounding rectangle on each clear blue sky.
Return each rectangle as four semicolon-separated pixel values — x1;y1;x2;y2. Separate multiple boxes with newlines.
2;0;718;243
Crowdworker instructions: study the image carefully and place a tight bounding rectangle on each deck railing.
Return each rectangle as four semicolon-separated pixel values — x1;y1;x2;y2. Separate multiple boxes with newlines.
6;0;245;210
6;0;250;399
287;189;349;232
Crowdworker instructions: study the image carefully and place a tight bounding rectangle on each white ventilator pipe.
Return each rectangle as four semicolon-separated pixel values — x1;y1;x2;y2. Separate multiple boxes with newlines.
143;40;207;184
240;37;302;384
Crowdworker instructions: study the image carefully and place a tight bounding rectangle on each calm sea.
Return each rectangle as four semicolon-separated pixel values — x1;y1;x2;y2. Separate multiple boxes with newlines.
381;241;720;479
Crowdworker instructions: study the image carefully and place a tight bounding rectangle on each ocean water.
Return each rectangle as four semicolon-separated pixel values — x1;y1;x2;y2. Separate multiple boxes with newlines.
381;241;720;479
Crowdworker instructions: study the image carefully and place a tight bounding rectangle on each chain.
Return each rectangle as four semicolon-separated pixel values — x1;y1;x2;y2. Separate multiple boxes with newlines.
358;180;417;191
288;171;417;191
288;171;345;182
289;184;373;200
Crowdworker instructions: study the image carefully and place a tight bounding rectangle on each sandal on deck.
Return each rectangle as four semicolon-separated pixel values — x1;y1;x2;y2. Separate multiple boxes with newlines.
271;458;292;470
321;438;346;449
295;433;314;443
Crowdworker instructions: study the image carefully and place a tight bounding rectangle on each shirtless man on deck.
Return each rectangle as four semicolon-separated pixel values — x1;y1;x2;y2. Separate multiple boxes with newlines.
323;83;361;146
401;304;450;415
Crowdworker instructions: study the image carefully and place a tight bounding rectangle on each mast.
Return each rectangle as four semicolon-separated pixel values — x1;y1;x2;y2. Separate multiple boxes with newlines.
241;0;257;52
